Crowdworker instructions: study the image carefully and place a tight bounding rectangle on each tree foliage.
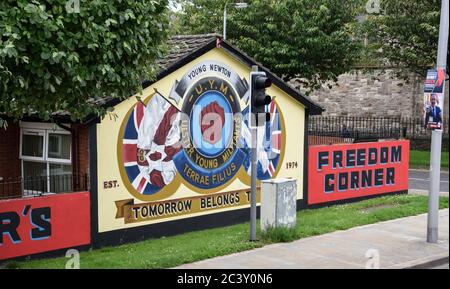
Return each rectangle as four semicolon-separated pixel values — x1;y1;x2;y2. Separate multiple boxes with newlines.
0;0;169;121
364;0;446;78
176;0;364;91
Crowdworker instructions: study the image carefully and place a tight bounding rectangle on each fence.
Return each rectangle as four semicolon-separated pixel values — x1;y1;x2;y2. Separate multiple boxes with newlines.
308;116;449;146
0;173;89;200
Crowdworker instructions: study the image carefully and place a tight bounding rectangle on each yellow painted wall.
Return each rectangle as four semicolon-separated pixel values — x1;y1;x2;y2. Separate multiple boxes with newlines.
96;47;305;233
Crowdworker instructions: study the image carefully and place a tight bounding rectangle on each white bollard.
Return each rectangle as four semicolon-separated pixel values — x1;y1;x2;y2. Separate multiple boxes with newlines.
260;178;297;232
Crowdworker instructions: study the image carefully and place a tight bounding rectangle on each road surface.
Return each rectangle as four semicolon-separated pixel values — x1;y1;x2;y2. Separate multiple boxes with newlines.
409;169;449;192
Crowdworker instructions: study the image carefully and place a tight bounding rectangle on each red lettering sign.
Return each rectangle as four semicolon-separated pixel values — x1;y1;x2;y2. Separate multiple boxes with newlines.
0;192;90;260
308;140;409;205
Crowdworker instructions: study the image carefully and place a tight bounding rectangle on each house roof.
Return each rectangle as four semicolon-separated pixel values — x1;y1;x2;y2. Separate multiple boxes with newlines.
157;34;221;71
87;34;221;110
16;34;323;123
98;34;323;119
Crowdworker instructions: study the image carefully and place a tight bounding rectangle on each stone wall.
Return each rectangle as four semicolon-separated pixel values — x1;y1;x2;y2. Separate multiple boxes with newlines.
290;68;449;119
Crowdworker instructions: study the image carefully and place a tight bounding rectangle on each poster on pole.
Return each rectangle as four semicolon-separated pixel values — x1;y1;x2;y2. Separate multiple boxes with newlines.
423;68;446;130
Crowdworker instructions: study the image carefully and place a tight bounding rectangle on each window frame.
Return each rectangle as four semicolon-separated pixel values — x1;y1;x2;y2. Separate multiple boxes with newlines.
20;129;46;161
21;160;49;196
45;130;72;164
20;122;72;164
47;133;63;160
19;122;73;195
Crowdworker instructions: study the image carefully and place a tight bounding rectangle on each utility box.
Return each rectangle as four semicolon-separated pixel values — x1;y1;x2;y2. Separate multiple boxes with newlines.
260;178;297;232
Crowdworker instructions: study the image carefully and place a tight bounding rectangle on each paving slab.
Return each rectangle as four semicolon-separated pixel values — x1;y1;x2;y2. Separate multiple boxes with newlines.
176;209;449;269
409;189;449;197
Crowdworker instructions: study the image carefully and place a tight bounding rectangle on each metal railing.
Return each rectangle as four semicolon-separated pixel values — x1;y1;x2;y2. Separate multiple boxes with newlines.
400;116;449;138
0;173;89;200
308;116;449;146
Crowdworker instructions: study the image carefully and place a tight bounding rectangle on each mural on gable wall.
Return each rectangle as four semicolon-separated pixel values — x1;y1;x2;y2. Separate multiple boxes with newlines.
94;49;308;233
112;61;285;226
119;61;283;199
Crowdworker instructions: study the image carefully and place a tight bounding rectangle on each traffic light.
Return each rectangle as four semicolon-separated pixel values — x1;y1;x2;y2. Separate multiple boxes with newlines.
250;71;272;127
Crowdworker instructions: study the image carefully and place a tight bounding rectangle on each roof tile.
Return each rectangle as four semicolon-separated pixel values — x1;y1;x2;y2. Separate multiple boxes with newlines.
157;34;220;70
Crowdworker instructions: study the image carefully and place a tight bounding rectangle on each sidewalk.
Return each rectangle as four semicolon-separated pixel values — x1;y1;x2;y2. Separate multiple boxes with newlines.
176;209;449;269
409;189;449;197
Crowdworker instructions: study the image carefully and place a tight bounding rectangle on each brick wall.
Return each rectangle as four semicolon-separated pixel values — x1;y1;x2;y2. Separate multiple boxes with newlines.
0;122;91;198
0;123;21;180
0;123;91;178
72;124;90;177
0;123;21;198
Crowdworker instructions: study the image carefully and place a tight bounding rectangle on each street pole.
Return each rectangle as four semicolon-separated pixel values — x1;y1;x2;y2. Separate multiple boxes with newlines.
223;4;227;40
250;65;258;241
223;3;248;40
427;0;449;244
250;120;257;241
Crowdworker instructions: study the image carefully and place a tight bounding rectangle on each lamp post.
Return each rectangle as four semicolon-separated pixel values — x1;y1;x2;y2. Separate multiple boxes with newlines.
427;0;449;244
223;2;248;40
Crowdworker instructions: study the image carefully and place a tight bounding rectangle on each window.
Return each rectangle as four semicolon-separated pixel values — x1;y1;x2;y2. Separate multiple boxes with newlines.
22;161;47;193
20;123;72;195
21;130;44;158
49;163;73;192
48;133;71;160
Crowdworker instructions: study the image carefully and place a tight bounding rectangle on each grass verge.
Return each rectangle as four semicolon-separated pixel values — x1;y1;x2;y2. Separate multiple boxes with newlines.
7;194;449;269
410;150;449;169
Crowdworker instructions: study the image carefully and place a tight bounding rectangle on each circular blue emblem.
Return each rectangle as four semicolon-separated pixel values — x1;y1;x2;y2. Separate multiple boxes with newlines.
173;76;246;189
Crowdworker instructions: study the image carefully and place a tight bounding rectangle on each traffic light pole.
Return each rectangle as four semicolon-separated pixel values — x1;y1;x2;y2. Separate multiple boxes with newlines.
250;65;258;241
250;124;257;241
427;0;449;243
249;66;272;241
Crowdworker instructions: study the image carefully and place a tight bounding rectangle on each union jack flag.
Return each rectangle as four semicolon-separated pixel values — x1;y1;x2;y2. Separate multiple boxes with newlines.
121;93;181;195
242;100;282;180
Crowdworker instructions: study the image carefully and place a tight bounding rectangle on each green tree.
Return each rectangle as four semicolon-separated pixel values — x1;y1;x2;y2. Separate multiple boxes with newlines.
167;0;184;35
0;0;169;122
177;0;364;91
364;0;447;79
